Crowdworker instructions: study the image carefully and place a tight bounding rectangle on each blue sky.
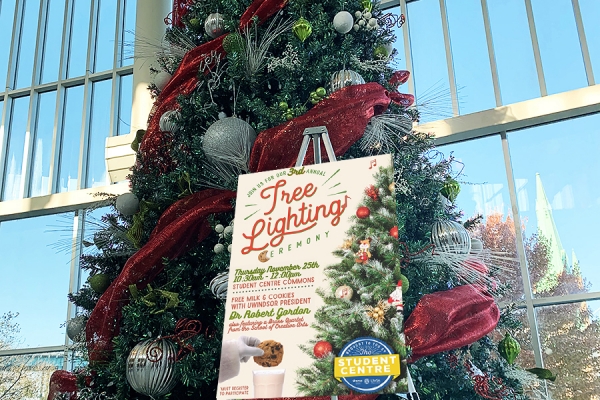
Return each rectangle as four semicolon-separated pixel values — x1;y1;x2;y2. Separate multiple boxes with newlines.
0;0;599;351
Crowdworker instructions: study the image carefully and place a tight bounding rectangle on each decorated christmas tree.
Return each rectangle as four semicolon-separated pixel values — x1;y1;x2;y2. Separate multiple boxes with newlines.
47;0;552;399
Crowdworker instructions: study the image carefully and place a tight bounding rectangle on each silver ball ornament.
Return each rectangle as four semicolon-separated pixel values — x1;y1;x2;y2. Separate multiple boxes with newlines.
470;238;484;254
202;117;257;172
66;316;86;342
330;69;365;93
116;192;140;216
333;11;354;34
126;339;177;398
154;71;172;90
214;243;225;254
159;110;181;132
210;271;229;299
431;220;471;254
204;13;225;38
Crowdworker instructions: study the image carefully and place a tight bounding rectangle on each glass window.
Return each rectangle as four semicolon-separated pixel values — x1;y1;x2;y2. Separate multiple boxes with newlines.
536;301;600;399
388;7;407;73
117;73;132;136
93;0;117;73
507;114;600;296
0;213;73;347
446;0;496;114
487;0;540;105
579;0;600;81
3;96;30;201
0;352;62;400
119;0;137;67
407;0;452;122
438;135;523;303
86;79;112;188
14;0;41;89
0;0;17;91
39;0;66;84
30;91;56;197
57;85;84;193
531;0;588;95
66;0;91;79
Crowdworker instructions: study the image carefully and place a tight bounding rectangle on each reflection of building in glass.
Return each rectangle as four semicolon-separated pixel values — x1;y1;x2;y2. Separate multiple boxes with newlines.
535;173;583;292
0;353;61;400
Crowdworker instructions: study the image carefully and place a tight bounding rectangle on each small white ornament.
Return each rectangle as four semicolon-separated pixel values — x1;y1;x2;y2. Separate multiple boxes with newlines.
214;243;225;254
227;244;232;252
353;24;360;31
116;192;139;216
215;224;225;233
333;11;354;34
355;11;362;18
383;43;393;55
368;18;377;27
205;13;225;38
154;71;172;91
159;110;181;133
358;19;365;26
363;11;372;19
223;226;233;238
218;111;227;120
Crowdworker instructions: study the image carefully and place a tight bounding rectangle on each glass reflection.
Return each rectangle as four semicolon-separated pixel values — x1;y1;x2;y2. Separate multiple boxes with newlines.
579;0;600;82
0;0;17;91
40;0;66;84
57;86;84;193
66;0;91;79
0;213;73;347
30;92;56;197
508;114;600;295
93;0;117;73
3;96;30;201
86;79;112;188
0;352;62;400
119;0;137;67
14;0;41;89
536;301;600;399
117;74;132;136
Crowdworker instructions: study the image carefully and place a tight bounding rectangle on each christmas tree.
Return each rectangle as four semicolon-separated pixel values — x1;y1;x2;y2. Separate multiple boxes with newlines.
47;0;550;399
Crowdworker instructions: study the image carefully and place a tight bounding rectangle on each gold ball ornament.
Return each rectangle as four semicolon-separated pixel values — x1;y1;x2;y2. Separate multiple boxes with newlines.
389;182;395;192
293;17;312;42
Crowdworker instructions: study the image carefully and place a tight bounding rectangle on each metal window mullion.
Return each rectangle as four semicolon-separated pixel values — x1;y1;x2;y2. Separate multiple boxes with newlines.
532;291;600;308
571;0;595;86
108;0;125;138
399;0;415;96
77;0;98;190
0;345;66;357
523;0;547;97
438;0;459;116
480;0;502;107
500;131;543;367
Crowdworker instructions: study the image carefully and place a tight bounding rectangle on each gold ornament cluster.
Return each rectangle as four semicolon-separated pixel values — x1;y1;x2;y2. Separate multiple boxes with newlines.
365;300;390;324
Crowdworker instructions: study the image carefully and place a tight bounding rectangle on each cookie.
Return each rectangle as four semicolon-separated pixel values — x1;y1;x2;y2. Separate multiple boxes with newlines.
253;340;284;367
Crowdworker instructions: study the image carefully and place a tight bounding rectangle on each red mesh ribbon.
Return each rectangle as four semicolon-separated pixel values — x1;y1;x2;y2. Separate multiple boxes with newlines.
404;285;500;362
86;189;236;362
47;370;77;400
138;0;289;173
249;82;391;172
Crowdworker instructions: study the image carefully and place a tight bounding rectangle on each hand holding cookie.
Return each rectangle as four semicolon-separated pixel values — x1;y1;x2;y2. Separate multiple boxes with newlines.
253;340;284;367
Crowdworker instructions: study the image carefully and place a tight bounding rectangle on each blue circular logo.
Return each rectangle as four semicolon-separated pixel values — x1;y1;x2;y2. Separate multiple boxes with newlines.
337;337;395;393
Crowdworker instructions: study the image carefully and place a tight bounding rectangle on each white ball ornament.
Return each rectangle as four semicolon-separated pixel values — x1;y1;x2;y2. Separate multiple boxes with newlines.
159;110;181;132
355;11;362;18
204;13;225;38
353;24;360;31
154;71;172;91
215;224;225;233
368;18;378;27
223;226;233;238
202;117;257;173
227;244;232;252
218;111;227;120
333;11;354;34
358;19;365;26
363;11;372;19
116;192;140;216
214;243;225;254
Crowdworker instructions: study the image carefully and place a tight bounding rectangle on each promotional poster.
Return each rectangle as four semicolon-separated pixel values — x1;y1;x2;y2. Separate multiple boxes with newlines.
217;154;407;399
